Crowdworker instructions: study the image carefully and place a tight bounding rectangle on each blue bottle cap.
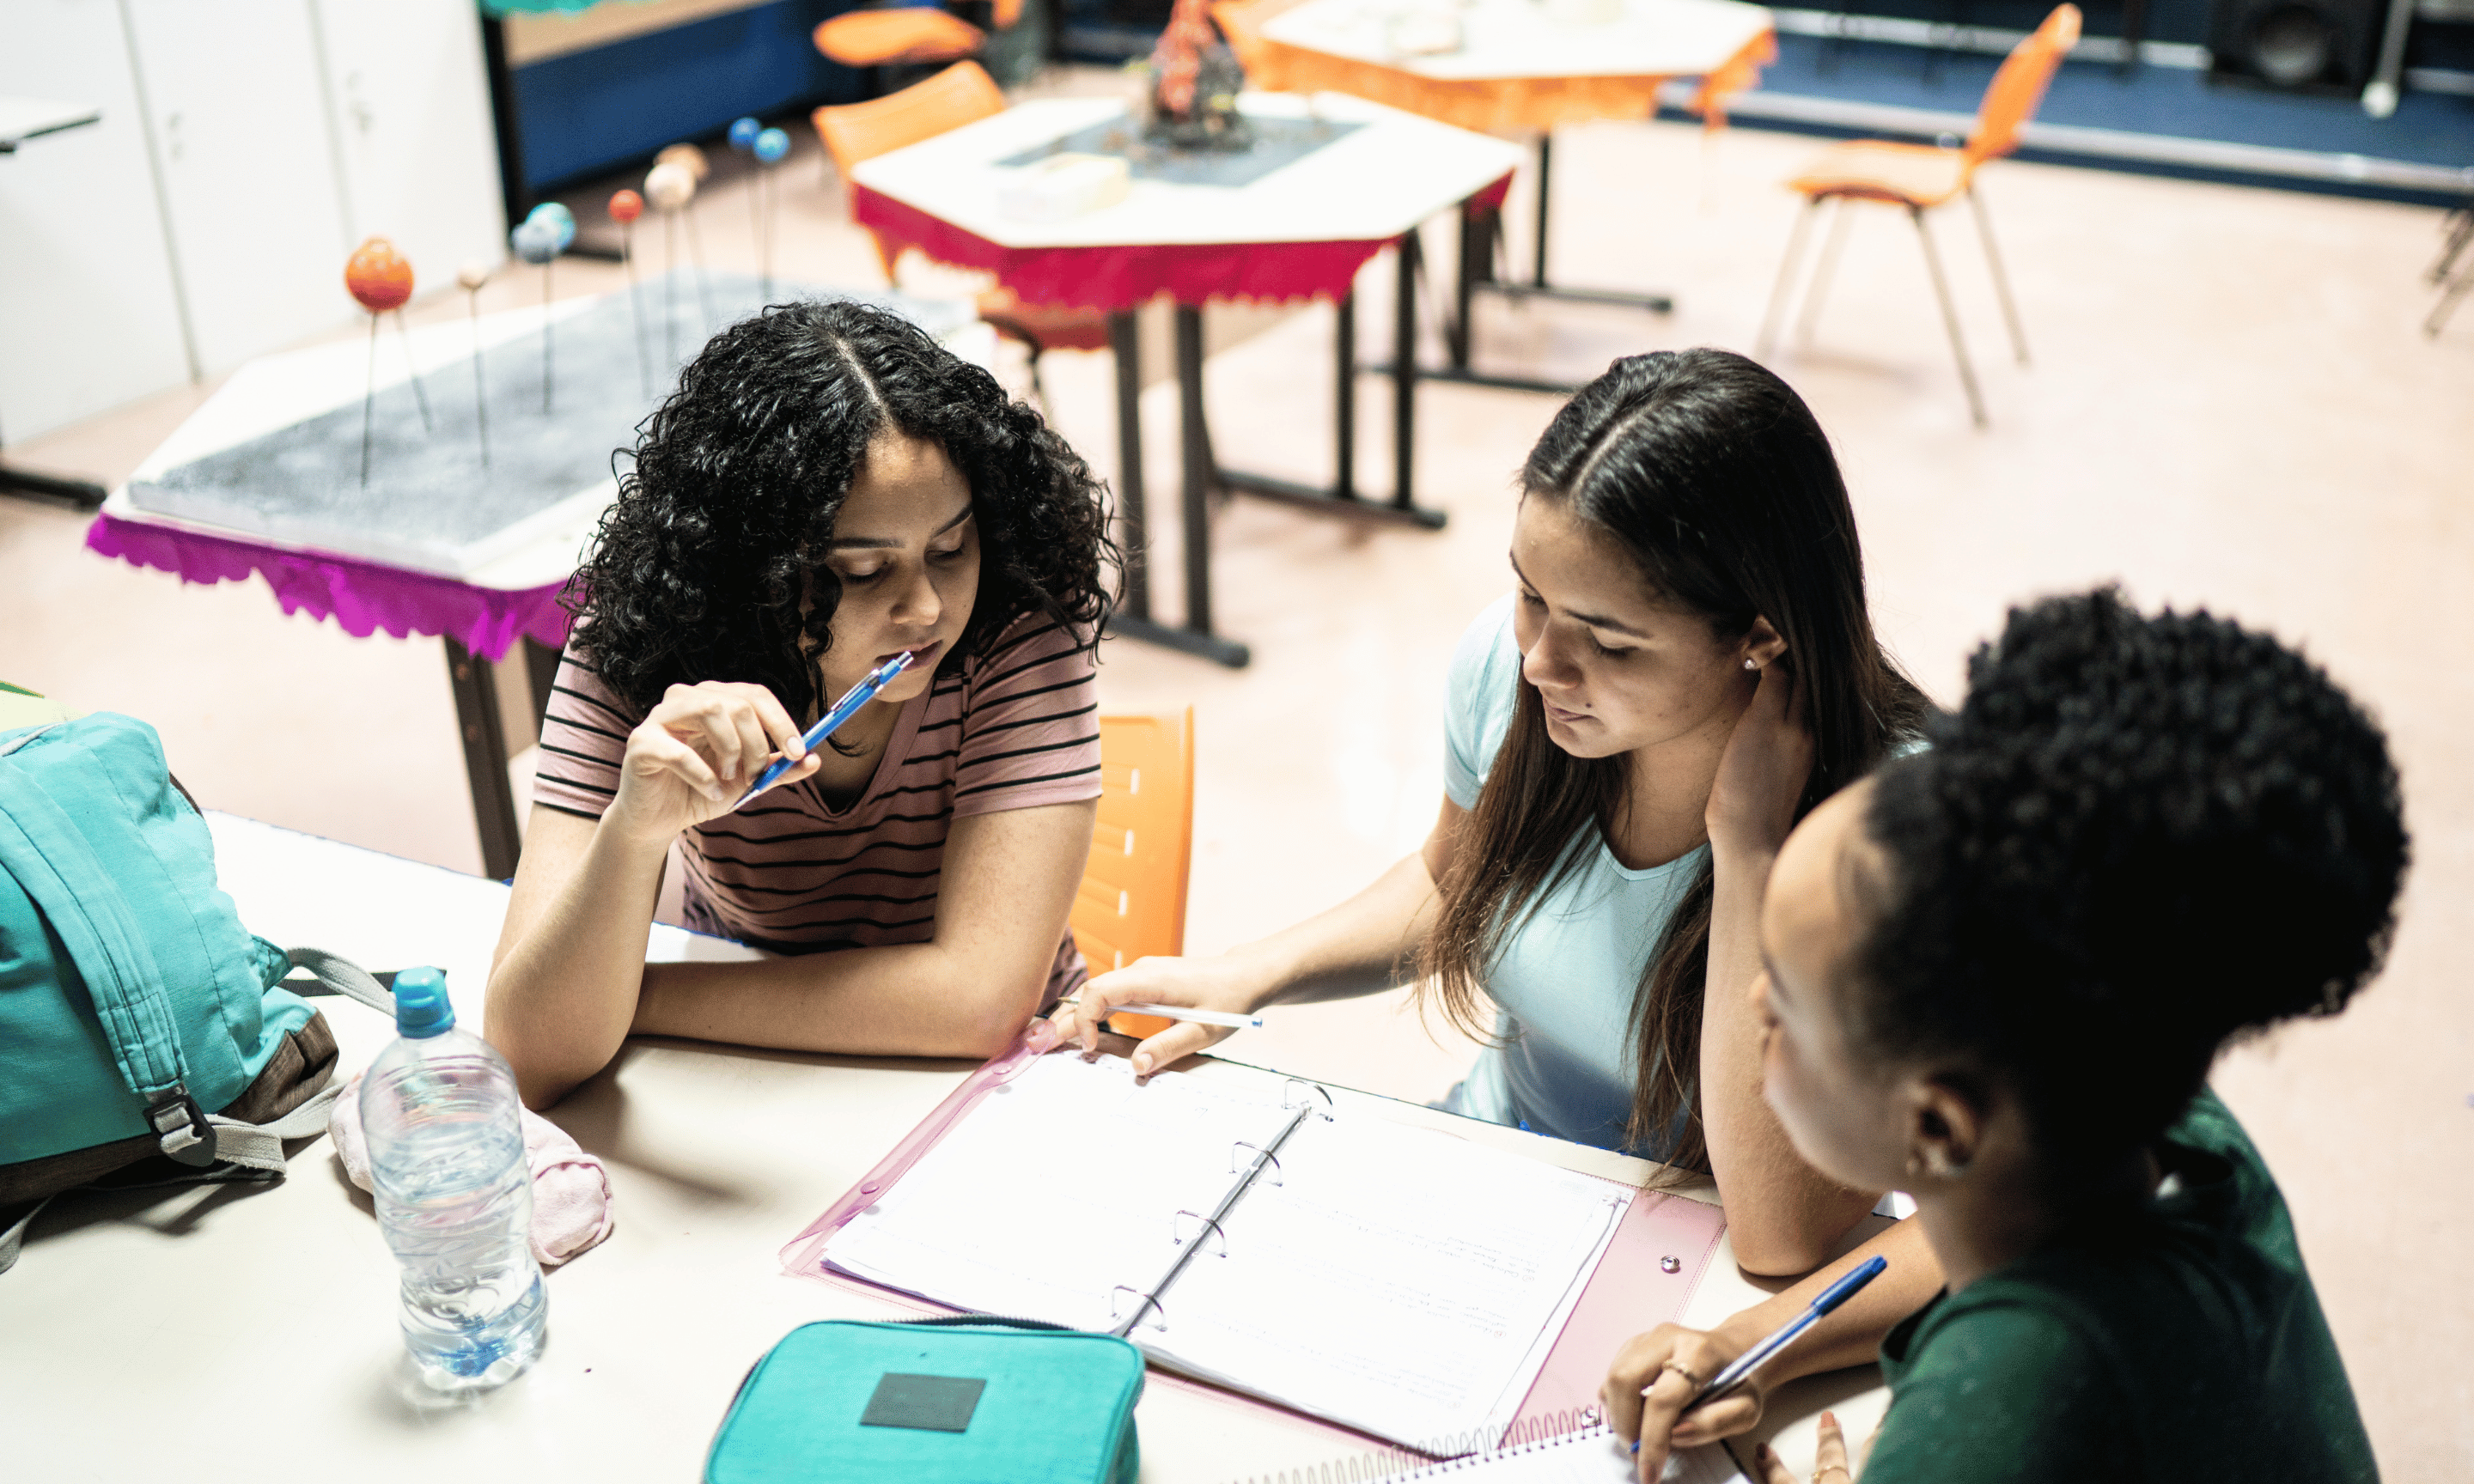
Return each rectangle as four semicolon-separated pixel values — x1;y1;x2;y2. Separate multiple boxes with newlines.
392;966;455;1038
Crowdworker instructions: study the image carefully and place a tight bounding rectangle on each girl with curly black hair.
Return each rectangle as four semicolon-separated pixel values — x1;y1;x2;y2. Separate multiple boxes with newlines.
1610;588;2401;1484
486;300;1116;1108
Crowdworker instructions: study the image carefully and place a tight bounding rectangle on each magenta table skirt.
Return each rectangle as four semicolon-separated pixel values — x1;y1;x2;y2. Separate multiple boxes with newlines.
852;172;1515;312
86;513;571;666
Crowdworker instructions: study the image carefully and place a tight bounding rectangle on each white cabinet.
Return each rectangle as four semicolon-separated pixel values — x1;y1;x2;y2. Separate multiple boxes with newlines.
312;0;505;302
0;0;506;443
125;0;353;377
0;0;192;443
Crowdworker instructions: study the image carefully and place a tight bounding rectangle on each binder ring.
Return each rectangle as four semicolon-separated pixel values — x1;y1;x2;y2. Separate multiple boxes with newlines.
1281;1080;1336;1117
1172;1209;1229;1256
1109;1284;1167;1331
1230;1141;1283;1184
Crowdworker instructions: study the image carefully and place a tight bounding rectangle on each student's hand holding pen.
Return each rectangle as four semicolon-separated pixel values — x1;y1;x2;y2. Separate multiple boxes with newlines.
1601;1321;1764;1484
608;682;820;845
1047;955;1267;1076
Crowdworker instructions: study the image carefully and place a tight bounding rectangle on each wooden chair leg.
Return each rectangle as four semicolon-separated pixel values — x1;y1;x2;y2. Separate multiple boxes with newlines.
1967;184;2030;367
1910;205;1987;429
1758;197;1825;360
1796;198;1855;349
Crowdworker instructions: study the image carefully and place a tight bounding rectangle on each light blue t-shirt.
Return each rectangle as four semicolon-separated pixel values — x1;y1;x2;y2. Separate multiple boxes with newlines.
1438;596;1703;1159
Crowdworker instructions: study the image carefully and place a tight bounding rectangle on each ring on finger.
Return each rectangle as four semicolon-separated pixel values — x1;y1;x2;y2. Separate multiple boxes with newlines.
1658;1359;1703;1388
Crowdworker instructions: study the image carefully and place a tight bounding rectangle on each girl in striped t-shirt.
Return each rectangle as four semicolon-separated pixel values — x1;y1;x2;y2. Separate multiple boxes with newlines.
487;301;1115;1109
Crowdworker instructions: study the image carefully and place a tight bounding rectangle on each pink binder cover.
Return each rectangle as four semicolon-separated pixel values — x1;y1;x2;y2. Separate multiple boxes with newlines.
780;1030;1734;1452
1507;1188;1730;1429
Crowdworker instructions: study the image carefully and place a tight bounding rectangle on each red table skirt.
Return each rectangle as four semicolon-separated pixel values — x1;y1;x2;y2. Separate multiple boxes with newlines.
853;173;1514;312
86;513;571;666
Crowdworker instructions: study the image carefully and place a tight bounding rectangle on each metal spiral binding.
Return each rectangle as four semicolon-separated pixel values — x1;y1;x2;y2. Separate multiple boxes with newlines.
1221;1407;1607;1484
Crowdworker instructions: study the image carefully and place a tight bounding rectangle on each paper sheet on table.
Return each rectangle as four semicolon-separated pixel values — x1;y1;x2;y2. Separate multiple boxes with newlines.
1337;1425;1746;1483
824;1054;1634;1448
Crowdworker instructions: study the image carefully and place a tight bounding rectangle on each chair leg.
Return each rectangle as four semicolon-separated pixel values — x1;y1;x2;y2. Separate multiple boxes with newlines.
1910;205;1987;429
1025;344;1052;416
1796;198;1855;348
1758;197;1825;360
2427;264;2474;338
1968;184;2030;367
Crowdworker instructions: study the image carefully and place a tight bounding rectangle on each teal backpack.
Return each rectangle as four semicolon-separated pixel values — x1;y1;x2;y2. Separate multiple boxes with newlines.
706;1317;1145;1484
0;713;363;1273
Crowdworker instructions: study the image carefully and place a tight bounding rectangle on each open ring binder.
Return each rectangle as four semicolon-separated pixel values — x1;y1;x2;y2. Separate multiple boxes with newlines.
1111;1092;1327;1338
783;1033;1732;1454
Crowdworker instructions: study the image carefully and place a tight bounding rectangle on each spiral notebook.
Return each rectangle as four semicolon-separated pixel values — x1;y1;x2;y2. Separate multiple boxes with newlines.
783;1043;1730;1453
1226;1418;1751;1484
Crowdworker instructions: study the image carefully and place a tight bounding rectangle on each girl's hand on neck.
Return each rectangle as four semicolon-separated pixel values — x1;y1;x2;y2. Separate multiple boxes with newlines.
1706;659;1813;866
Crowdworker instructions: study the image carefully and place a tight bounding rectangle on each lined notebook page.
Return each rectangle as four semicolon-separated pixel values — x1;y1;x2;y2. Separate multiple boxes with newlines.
824;1054;1633;1447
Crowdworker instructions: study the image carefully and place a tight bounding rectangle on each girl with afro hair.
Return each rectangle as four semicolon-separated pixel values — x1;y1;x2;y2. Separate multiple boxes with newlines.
487;300;1116;1108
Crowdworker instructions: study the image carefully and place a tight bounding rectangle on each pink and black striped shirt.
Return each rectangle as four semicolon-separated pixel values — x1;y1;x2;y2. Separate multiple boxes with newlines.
532;610;1102;1000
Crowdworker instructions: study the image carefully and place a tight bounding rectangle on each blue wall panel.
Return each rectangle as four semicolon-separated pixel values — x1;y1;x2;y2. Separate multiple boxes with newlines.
513;0;865;191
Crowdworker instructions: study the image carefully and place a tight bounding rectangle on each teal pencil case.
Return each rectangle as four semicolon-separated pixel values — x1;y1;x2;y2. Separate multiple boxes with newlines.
704;1316;1145;1484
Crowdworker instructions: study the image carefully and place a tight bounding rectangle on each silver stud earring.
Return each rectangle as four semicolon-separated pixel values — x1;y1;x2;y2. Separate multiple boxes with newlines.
1744;659;1758;672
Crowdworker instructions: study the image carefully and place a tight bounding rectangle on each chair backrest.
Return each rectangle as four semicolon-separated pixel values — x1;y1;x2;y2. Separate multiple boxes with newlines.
812;59;1007;192
1966;5;2081;164
1071;709;1196;1038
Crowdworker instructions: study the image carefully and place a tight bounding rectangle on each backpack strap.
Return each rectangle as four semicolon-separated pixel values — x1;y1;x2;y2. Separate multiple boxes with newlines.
281;946;396;1017
0;741;211;1166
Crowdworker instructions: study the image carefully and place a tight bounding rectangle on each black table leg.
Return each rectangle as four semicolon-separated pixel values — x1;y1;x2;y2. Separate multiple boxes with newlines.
1173;306;1216;640
1102;306;1249;667
0;464;107;510
1390;166;1671;397
1107;310;1150;623
522;635;563;733
1336;289;1356;501
1533;131;1553;289
1215;237;1447;530
445;637;522;881
1392;231;1418;516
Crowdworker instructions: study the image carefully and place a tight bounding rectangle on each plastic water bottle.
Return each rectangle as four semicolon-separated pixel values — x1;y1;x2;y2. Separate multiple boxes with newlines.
360;966;546;1390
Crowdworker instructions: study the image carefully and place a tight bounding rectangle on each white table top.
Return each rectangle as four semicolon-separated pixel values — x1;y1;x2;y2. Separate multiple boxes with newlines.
2;816;1886;1481
101;296;998;593
1261;0;1774;82
852;92;1528;252
0;96;101;147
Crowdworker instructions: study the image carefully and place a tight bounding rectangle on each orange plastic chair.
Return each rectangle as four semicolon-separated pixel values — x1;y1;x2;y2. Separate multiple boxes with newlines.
1071;710;1197;1042
811;62;1112;407
811;0;1024;77
1756;4;2082;428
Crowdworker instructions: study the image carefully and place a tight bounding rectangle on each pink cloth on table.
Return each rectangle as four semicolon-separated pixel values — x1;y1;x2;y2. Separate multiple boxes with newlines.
851;170;1515;312
328;1073;615;1268
84;513;570;666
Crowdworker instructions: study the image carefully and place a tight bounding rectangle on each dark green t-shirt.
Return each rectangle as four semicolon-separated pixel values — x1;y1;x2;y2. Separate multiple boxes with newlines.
1862;1091;2377;1484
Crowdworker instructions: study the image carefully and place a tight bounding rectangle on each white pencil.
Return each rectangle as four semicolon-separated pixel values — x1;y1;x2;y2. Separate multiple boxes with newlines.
1107;1003;1264;1031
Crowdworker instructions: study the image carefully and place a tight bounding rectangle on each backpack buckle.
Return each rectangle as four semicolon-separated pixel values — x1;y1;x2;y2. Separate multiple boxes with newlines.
147;1088;217;1167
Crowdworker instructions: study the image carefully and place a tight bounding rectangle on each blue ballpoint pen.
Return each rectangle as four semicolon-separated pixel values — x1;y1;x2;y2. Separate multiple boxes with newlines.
1632;1254;1889;1453
734;650;915;806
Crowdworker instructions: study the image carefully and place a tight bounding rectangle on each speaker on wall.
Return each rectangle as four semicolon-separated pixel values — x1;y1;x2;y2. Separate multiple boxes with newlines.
2208;0;2382;91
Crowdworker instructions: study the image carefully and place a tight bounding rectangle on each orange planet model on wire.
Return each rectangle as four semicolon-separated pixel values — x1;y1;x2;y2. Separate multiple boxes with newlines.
608;188;643;225
344;237;415;313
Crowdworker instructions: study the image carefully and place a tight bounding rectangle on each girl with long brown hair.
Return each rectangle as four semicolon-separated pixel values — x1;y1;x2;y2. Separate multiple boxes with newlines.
1055;349;1926;1274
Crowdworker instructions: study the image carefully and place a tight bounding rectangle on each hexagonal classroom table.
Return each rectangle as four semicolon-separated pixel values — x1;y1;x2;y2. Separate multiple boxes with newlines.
850;92;1526;668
